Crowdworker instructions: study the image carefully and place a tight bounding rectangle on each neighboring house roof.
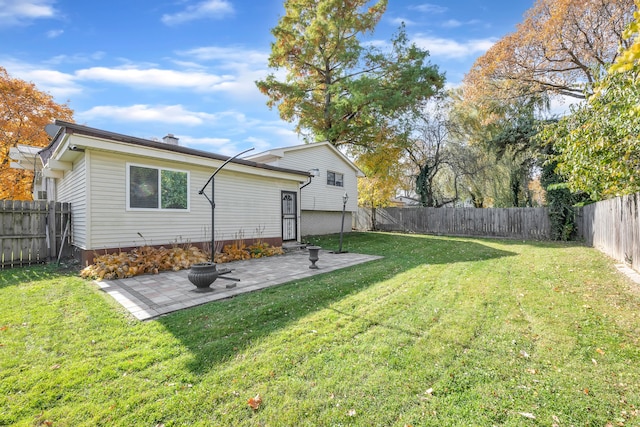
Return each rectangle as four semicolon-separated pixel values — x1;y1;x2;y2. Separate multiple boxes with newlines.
40;120;310;179
246;141;365;177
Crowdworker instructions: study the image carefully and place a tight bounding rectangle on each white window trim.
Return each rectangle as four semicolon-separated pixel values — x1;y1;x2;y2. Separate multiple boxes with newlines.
327;170;344;187
126;162;190;211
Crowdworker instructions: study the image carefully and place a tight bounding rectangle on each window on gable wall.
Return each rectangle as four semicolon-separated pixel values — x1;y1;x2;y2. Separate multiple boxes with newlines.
327;171;344;187
127;164;189;210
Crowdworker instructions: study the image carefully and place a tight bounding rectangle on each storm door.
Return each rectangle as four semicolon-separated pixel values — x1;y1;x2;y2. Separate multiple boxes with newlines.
281;191;297;241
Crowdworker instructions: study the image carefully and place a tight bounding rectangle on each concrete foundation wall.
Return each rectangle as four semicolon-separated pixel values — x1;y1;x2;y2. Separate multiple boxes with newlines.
301;210;352;237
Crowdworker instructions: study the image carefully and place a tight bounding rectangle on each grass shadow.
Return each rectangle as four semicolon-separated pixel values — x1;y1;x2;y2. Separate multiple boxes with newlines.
0;263;74;289
157;232;518;375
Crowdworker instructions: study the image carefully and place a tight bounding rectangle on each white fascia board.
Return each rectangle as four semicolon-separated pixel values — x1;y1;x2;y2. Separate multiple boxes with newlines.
10;160;36;170
42;169;64;178
46;159;73;171
253;142;366;177
65;134;308;183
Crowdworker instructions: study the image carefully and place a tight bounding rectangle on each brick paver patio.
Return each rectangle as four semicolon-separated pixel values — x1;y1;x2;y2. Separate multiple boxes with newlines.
95;248;383;320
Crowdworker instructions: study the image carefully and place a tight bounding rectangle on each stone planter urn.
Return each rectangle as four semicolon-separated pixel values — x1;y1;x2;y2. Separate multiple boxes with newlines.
307;246;321;269
188;262;219;292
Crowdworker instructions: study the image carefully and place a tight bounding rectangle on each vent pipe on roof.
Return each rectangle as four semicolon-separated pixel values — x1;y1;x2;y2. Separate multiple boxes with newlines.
163;134;179;145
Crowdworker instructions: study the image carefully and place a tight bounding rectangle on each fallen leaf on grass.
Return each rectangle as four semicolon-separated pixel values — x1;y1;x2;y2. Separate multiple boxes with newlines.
50;364;61;370
596;348;605;355
518;412;536;419
247;394;262;410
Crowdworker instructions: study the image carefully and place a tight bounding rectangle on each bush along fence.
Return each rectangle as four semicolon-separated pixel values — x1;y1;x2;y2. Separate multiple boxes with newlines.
354;206;551;240
576;193;640;273
0;201;72;269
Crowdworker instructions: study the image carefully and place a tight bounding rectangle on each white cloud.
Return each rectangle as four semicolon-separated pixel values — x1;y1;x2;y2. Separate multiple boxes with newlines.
548;96;582;118
45;51;106;65
0;0;56;26
79;104;223;126
178;46;274;99
242;136;272;153
254;122;301;146
1;59;82;98
413;35;496;59
179;46;269;66
441;19;484;29
46;28;63;38
161;0;234;26
137;116;291;156
75;66;235;92
409;3;447;14
441;19;462;28
362;39;389;49
170;60;207;70
77;102;299;155
444;81;461;91
178;135;233;153
389;17;417;27
9;54;269;102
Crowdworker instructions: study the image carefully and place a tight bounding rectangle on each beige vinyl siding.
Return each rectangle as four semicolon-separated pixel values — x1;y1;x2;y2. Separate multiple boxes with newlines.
85;152;299;250
212;170;298;243
275;145;359;212
56;155;88;248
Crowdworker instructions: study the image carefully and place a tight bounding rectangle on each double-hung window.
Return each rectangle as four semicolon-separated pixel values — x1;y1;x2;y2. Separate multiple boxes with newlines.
327;171;344;187
127;164;189;210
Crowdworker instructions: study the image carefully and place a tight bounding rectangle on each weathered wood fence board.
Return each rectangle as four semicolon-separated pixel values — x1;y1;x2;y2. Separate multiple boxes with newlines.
354;206;551;240
576;193;640;272
0;201;71;269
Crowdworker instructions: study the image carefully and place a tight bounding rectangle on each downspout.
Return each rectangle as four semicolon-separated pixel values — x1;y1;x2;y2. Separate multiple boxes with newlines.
299;169;319;241
300;175;313;191
301;168;319;191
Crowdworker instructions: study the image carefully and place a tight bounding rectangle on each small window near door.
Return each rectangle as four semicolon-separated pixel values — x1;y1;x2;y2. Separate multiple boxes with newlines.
327;171;344;187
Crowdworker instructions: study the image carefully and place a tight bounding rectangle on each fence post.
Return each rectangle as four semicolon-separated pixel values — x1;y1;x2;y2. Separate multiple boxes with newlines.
47;201;56;261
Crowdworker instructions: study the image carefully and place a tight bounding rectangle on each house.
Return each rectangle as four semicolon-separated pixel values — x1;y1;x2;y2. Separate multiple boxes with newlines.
245;142;365;236
27;120;311;265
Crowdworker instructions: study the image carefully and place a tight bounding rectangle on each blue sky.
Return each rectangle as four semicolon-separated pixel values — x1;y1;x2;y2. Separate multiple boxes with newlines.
1;0;533;155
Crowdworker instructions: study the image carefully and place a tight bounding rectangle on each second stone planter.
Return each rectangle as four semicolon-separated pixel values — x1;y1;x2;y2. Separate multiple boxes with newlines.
307;246;321;269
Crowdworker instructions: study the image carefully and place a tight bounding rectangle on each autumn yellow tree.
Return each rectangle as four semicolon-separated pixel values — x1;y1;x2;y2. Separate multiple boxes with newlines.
537;0;640;200
611;0;640;73
0;66;74;200
465;0;634;104
356;126;405;209
451;0;634;208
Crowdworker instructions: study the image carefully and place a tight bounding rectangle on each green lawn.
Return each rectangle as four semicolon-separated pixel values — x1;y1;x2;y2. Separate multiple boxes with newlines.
1;232;639;426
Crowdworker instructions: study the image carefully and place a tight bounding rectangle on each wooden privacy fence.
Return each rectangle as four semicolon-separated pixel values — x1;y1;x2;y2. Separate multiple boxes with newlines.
354;206;551;240
576;193;640;273
0;201;72;269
